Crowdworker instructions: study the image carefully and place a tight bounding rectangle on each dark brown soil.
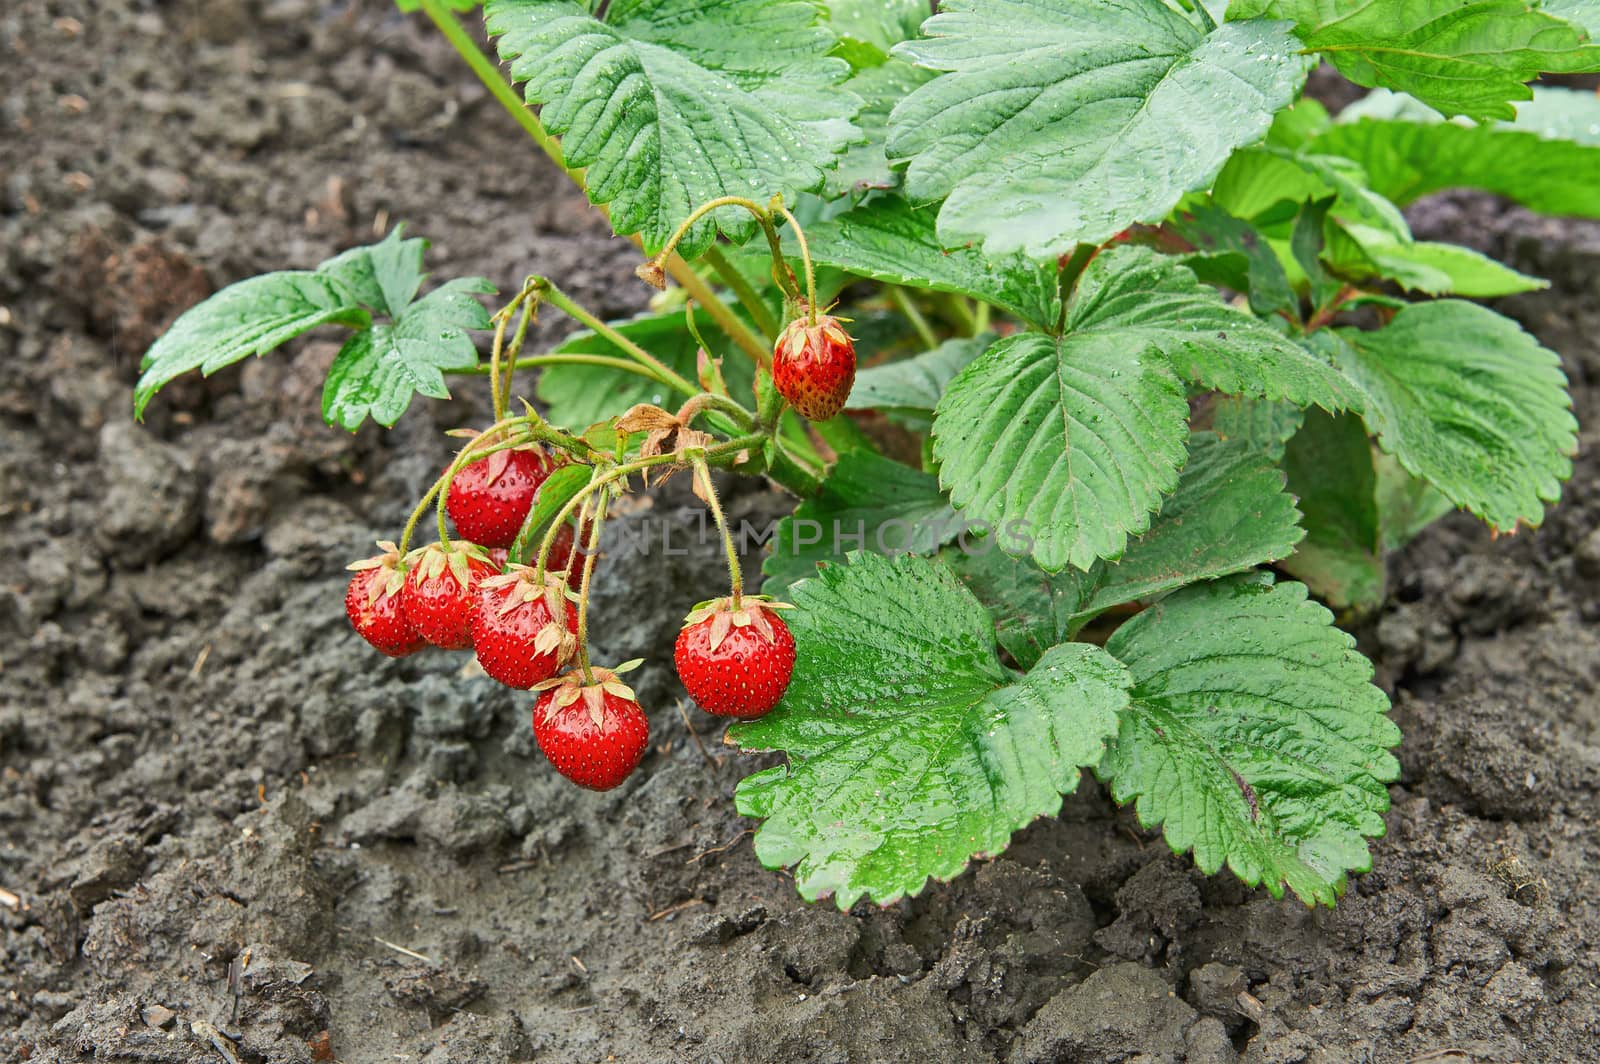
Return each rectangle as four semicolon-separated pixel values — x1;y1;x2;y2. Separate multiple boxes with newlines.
4;3;1600;1062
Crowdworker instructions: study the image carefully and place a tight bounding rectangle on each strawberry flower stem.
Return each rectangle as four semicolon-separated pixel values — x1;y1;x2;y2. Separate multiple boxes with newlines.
694;456;743;608
890;287;939;350
648;197;802;310
413;0;770;369
448;354;697;398
532;278;700;398
573;489;609;684
703;246;780;340
772;205;818;327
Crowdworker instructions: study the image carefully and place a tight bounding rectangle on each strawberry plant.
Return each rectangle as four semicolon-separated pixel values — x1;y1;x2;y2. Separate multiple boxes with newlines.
136;0;1597;906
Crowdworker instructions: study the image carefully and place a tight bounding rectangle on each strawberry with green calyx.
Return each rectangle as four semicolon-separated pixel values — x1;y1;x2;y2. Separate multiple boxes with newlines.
345;541;425;657
472;565;580;689
674;596;796;719
772;309;855;422
401;541;498;650
445;436;562;549
532;662;649;790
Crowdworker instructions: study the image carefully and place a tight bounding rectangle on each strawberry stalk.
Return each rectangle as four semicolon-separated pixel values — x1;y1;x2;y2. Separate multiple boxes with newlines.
771;204;818;327
693;456;744;609
530;277;701;398
641;196;802;324
572;488;610;684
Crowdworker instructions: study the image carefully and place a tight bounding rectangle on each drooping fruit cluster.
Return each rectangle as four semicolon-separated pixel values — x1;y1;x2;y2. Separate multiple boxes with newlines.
532;666;650;790
772;310;855;421
674;597;795;719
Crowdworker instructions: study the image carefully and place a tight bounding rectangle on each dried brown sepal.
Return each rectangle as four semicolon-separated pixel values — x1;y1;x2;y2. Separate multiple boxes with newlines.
635;260;668;290
616;404;680;434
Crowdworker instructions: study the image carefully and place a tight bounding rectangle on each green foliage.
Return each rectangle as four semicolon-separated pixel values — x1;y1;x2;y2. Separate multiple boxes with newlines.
950;433;1304;666
1314;88;1600;216
761;452;958;594
1256;0;1599;121
934;329;1190;572
845;334;993;432
322;279;495;431
1099;573;1400;905
932;246;1356;572
886;0;1310;259
484;0;861;258
800;196;1061;329
1280;409;1384;613
1328;302;1577;530
732;552;1131;908
136;229;492;431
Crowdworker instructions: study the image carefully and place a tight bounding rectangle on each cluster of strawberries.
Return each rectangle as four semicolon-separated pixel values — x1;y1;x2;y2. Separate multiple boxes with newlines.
343;440;796;792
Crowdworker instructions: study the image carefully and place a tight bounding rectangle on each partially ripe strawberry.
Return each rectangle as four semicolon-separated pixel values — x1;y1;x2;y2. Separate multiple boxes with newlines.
446;442;559;549
773;312;855;421
401;542;497;649
345;541;424;657
472;566;579;689
487;547;511;571
674;597;796;719
532;665;649;790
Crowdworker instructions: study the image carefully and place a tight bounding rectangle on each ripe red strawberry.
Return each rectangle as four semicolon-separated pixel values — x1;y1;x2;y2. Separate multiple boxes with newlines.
487;546;510;571
445;441;560;549
345;541;425;657
674;597;796;719
401;541;497;649
472;566;579;689
773;311;855;421
532;665;649;790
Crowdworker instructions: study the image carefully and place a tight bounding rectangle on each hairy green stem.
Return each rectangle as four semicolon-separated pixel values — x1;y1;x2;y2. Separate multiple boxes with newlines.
703;247;779;341
890;287;939;350
533;278;700;398
695;457;743;607
450;353;694;397
773;205;817;325
573;490;609;683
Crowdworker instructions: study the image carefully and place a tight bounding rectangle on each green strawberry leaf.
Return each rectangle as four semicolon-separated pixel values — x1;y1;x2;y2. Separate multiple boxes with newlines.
732;552;1132;909
1375;451;1454;552
1262;0;1598;122
1207;396;1305;460
825;0;927;58
1099;573;1400;906
1057;246;1362;410
1170;202;1298;320
1209;145;1410;239
933;330;1189;573
317;226;427;317
949;432;1304;667
886;0;1309;259
844;333;995;432
1280;409;1384;614
1312;87;1600;217
826;59;935;197
484;0;860;259
761;452;959;595
799;195;1062;330
321;278;495;431
135;273;369;419
1328;302;1577;531
537;308;754;429
1323;224;1548;298
933;245;1360;573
